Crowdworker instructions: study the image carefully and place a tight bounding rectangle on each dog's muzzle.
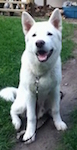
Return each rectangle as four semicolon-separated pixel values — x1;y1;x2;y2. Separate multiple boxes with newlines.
36;49;53;62
35;40;53;62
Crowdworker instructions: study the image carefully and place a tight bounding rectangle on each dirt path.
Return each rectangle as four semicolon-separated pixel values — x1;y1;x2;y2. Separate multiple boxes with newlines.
12;23;77;150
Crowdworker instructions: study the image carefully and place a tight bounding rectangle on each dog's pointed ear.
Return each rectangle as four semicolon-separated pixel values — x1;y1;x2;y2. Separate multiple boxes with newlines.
21;12;35;35
49;8;62;31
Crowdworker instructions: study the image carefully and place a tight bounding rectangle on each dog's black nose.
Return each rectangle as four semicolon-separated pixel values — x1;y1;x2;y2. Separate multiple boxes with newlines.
36;40;45;48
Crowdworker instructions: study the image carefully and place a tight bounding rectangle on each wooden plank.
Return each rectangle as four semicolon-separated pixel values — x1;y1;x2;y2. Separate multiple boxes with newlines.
43;0;47;13
0;1;28;4
0;8;25;12
30;0;34;16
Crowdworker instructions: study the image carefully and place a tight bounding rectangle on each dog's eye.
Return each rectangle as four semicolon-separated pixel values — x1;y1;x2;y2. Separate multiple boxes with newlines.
32;33;36;37
47;32;53;36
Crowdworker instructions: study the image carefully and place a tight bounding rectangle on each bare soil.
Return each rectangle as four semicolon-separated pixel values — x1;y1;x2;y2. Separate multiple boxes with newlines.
12;21;77;150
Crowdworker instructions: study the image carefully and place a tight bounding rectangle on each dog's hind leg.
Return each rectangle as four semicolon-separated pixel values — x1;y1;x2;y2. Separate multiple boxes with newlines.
10;104;22;130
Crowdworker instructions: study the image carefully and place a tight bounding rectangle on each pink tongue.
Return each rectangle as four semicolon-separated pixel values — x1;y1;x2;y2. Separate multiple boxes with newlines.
38;54;47;61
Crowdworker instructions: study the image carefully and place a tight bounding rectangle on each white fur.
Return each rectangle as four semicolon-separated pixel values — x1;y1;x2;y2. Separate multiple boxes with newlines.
0;8;67;144
0;87;17;102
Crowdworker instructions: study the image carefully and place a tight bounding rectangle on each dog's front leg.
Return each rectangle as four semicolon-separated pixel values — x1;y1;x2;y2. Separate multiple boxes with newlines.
51;85;67;131
23;91;36;143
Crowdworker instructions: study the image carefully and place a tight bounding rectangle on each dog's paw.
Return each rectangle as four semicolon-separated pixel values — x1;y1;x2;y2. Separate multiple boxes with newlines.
23;130;36;144
54;121;67;131
12;118;21;130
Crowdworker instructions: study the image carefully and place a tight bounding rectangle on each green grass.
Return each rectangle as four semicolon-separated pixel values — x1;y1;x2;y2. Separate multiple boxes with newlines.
0;16;24;150
61;21;76;62
57;109;77;150
0;16;24;88
61;39;74;62
0;100;15;150
0;16;77;150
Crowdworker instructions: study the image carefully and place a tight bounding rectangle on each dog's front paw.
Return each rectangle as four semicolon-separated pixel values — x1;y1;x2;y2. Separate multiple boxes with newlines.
12;118;21;130
23;130;36;144
54;121;67;131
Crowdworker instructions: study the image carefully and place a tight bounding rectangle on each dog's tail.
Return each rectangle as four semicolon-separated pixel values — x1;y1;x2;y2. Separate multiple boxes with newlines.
0;87;17;102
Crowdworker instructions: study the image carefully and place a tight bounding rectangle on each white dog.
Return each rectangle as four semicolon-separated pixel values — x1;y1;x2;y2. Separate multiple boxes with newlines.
0;8;67;143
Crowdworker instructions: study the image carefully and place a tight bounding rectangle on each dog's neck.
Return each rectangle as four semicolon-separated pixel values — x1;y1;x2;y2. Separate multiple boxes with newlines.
28;60;51;77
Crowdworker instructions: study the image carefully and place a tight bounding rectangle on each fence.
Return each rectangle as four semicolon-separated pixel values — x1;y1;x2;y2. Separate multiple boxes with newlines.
0;0;34;15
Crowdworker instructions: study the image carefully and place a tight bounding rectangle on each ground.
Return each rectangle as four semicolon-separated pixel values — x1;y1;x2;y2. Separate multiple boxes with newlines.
12;20;77;150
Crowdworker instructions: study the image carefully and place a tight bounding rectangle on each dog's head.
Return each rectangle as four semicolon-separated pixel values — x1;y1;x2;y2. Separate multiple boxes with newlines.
21;9;62;65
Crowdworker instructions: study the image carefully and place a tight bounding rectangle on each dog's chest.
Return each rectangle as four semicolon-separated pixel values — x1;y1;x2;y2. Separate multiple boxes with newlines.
29;73;54;97
29;74;54;118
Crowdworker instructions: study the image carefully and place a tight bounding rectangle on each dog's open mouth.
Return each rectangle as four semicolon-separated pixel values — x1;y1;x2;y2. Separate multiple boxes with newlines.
36;49;53;62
